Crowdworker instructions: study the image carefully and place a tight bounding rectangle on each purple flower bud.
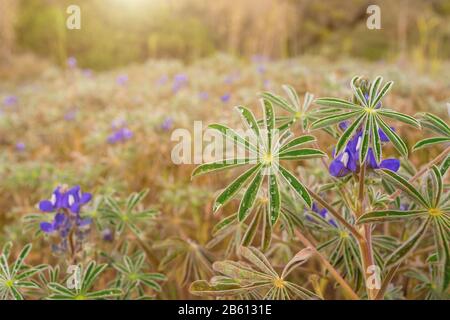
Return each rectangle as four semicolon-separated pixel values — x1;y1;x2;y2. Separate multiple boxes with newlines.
3;95;18;107
221;93;231;103
67;57;77;68
15;142;25;152
116;74;129;86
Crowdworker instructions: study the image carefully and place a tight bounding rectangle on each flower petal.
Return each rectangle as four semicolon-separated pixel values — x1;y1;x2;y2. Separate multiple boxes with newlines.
39;200;54;212
379;158;400;172
329;158;350;177
40;222;55;233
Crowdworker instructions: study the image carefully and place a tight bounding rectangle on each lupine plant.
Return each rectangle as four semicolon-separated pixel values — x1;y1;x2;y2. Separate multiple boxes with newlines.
190;76;449;300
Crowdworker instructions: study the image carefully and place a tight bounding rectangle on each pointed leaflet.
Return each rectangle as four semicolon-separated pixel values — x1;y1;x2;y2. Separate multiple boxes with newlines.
359;115;371;164
278;165;312;207
314;97;361;110
413;137;450;151
311;110;363;130
417;112;450;136
279;135;316;153
238;170;264;222
357;210;427;224
430;165;443;208
378;169;429;207
236;106;263;144
209;123;258;153
11;243;32;277
278;148;326;160
371;80;393;109
192;158;255;177
385;218;430;267
262;99;275;151
378;110;420;128
368;76;383;107
376;115;408;157
268;169;281;224
370;114;382;163
281;247;313;278
260;92;296;113
213;164;262;213
335;113;367;156
239;246;278;277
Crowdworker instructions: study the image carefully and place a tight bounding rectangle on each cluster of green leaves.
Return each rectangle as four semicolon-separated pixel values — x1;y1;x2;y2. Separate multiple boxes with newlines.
314;76;420;164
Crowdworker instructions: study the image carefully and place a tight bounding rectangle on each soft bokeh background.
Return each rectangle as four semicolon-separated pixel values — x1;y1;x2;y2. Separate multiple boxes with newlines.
0;0;449;299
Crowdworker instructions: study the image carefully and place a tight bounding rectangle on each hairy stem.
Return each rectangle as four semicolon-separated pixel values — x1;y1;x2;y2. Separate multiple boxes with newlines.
295;230;359;300
356;163;376;300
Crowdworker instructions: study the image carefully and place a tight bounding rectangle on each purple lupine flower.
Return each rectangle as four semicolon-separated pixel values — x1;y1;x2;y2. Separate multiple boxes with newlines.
3;95;18;107
306;203;337;227
172;73;188;93
161;117;174;131
256;64;266;74
116;74;129;86
198;91;209;100
263;79;271;89
107;127;133;144
15;142;25;152
220;93;231;103
38;185;92;215
38;185;93;253
329;131;400;178
67;56;77;68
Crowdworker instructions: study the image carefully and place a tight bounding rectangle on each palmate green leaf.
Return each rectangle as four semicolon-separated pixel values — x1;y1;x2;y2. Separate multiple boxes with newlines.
213;164;262;213
413;137;450;151
385;218;431;267
378;109;420;128
282;84;301;110
238;170;264;221
378;169;429;207
278;148;326;160
278;165;312;207
310;110;363;130
376;115;408;157
208;123;258;153
314;97;362;110
192;158;255;177
357;210;427;224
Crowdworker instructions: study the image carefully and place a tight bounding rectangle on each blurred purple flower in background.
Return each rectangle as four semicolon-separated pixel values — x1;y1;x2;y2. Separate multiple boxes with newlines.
116;74;129;86
161;117;174;131
172;73;188;93
67;56;77;69
101;228;114;242
64;109;78;121
198;91;209;100
3;95;18;107
15;142;25;152
82;69;93;78
156;74;168;86
220;93;231;103
107;127;133;144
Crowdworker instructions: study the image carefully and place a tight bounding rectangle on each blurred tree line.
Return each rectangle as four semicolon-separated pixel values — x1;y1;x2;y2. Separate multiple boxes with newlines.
1;0;450;70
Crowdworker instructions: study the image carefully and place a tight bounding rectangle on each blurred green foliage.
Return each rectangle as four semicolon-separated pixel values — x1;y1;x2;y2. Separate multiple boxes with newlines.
6;0;450;70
